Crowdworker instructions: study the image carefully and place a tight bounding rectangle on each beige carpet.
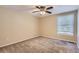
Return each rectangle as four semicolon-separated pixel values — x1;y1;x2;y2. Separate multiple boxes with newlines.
0;36;78;53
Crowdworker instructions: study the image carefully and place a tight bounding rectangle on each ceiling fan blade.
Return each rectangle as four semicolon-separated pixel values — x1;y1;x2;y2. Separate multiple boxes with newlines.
45;11;52;14
46;7;53;10
32;11;40;13
36;6;40;9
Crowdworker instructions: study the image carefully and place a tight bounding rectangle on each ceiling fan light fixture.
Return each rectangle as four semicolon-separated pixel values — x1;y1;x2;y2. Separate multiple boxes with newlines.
40;11;46;15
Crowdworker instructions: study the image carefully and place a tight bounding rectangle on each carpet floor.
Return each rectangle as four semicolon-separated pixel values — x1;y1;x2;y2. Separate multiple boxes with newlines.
0;36;78;53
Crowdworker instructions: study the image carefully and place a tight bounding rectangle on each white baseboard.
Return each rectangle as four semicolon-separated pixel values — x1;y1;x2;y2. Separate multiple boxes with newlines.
0;36;39;48
0;35;77;48
41;36;76;43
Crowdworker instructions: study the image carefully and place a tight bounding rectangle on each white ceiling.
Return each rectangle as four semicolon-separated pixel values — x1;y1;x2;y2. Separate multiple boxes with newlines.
1;5;79;17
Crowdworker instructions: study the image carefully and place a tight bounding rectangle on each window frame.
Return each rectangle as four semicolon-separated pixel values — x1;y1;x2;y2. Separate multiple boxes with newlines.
57;13;75;36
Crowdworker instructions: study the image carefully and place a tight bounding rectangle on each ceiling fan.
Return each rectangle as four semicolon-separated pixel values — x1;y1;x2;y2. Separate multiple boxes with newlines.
32;6;53;15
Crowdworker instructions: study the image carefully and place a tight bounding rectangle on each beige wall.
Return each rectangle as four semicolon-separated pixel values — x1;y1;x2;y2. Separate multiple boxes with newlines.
40;11;77;43
0;7;39;47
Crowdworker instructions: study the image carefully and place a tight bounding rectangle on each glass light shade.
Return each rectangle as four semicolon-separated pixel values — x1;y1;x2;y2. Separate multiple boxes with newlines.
40;11;46;15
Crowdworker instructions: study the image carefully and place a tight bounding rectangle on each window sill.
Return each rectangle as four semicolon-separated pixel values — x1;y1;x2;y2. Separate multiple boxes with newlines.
57;32;73;36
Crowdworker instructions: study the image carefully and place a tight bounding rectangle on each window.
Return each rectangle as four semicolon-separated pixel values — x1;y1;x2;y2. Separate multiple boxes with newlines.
57;14;74;35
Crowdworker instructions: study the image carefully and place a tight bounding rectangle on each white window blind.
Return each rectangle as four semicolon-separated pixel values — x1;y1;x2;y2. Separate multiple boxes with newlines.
57;14;74;35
